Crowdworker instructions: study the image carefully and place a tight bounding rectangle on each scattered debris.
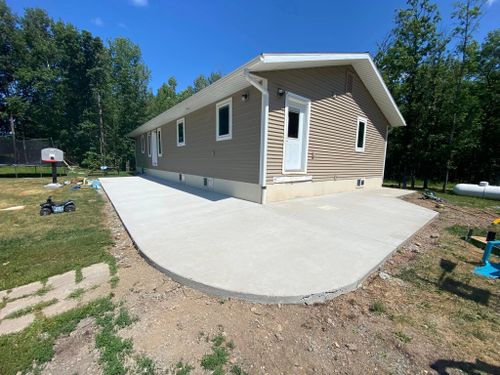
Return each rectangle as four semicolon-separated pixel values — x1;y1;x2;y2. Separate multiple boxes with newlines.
346;343;358;351
421;189;444;202
0;205;25;211
43;182;62;190
378;271;391;280
250;306;262;316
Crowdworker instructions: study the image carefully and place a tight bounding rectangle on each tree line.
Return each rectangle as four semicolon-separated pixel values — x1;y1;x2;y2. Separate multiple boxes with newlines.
1;0;498;188
0;0;219;169
376;0;499;190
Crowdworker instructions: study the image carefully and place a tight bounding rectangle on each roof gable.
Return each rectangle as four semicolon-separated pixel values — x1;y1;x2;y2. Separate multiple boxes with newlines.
128;53;404;137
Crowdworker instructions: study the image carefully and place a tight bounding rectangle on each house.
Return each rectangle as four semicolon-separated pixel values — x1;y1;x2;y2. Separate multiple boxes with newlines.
129;53;405;203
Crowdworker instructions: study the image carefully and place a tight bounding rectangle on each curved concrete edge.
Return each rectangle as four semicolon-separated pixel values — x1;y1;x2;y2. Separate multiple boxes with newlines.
136;245;354;305
102;184;438;305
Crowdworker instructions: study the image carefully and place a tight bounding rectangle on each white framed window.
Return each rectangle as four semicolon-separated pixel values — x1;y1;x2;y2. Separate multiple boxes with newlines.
176;118;185;146
156;128;162;156
147;132;151;157
140;134;145;153
216;98;232;141
355;117;367;152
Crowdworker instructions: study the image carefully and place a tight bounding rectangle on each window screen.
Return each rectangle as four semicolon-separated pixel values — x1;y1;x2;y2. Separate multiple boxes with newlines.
357;121;365;149
218;105;230;136
287;109;300;139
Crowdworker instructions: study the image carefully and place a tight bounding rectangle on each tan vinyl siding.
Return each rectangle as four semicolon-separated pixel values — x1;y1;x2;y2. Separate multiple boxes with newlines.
256;66;389;184
135;86;261;184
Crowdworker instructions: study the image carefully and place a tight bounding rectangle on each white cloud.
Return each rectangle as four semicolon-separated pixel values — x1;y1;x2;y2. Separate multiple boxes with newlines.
487;0;497;6
130;0;148;7
91;17;104;27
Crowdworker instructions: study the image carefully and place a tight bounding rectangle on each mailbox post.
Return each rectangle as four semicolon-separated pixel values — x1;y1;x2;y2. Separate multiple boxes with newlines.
41;148;64;184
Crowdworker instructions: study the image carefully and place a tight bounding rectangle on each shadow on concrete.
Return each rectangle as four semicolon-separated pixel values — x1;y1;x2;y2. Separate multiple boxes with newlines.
139;174;230;202
431;358;500;375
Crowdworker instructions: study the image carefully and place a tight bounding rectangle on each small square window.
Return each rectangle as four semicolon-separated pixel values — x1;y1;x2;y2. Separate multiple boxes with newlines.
216;98;232;141
177;118;185;146
356;117;367;152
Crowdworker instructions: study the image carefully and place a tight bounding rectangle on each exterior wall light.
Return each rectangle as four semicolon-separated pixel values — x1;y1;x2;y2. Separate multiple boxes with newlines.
241;92;249;102
277;88;285;97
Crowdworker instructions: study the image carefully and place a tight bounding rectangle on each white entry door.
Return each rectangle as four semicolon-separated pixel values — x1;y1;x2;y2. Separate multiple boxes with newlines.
151;130;158;166
283;93;310;172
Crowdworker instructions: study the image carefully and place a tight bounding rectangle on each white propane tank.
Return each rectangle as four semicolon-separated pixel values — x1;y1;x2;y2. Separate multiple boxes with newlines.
453;181;500;200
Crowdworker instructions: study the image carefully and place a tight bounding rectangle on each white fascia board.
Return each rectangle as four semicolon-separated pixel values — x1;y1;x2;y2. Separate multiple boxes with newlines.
260;53;370;64
364;57;406;127
128;55;263;137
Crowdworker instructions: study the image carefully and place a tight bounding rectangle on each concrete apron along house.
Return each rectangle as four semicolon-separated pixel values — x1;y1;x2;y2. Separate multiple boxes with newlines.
129;53;406;204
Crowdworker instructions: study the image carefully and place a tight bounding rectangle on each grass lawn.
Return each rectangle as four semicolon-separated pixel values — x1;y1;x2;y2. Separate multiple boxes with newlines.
0;165;134;178
0;165;68;178
384;179;500;212
0;177;115;291
392;224;500;369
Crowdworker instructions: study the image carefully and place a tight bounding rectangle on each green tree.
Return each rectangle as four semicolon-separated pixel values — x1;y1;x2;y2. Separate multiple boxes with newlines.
107;37;150;168
146;76;178;119
193;72;221;93
375;0;445;188
442;0;485;191
475;30;500;183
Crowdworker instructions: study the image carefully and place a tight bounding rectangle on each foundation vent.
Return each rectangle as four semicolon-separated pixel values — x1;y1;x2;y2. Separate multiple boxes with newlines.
356;178;365;188
203;177;214;188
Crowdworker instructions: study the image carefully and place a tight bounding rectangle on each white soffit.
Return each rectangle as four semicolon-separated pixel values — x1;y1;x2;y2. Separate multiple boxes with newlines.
128;53;405;137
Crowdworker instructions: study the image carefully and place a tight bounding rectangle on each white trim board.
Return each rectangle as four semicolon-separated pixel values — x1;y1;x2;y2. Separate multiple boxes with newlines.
273;175;313;184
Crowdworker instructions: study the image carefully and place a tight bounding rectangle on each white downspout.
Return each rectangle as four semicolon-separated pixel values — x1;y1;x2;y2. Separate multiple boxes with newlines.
244;70;269;204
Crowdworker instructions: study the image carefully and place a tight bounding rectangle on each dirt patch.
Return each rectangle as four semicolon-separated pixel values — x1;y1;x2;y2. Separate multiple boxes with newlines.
50;190;499;374
40;317;102;375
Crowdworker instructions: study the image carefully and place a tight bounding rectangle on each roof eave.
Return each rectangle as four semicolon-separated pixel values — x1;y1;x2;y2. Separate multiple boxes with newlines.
128;53;405;137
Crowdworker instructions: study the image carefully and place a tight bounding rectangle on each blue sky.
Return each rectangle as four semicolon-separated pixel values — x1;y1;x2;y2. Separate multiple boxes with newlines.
7;0;499;92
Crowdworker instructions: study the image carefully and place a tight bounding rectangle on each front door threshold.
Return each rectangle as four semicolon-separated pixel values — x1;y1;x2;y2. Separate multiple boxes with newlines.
273;175;312;184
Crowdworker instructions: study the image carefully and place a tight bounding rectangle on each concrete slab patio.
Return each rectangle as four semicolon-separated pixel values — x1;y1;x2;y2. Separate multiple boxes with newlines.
100;176;437;304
